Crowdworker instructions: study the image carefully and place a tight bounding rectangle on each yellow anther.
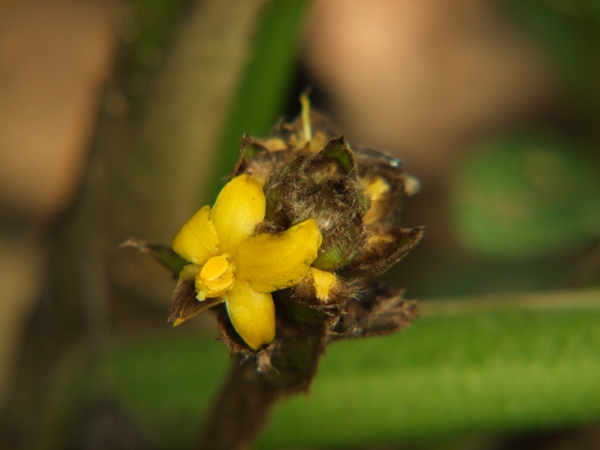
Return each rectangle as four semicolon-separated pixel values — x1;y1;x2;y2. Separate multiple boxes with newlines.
200;255;234;298
201;255;229;281
204;270;234;297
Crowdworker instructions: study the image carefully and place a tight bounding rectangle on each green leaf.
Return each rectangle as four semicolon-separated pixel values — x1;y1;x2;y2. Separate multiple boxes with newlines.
258;289;600;448
503;0;598;116
207;0;309;202
450;133;600;260
106;289;600;449
109;333;231;449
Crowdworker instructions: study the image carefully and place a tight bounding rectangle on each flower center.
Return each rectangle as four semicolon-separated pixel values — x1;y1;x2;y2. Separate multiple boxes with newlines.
198;255;234;299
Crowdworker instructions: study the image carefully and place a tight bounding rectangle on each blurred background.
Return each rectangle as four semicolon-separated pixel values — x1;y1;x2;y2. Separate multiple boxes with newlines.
1;0;600;449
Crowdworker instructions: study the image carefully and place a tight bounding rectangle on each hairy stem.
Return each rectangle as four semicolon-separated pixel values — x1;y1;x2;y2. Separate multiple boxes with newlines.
199;357;282;450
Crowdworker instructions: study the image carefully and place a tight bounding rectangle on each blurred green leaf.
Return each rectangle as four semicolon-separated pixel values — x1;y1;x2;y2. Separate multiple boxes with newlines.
260;290;600;448
109;333;231;449
504;0;598;116
107;290;600;449
121;0;193;96
207;0;309;202
450;133;600;260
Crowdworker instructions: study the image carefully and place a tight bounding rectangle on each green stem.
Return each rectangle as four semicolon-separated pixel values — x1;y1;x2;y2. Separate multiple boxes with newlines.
207;0;309;202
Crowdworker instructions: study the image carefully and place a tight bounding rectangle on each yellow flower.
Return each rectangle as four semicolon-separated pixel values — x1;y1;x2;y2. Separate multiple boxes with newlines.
172;174;323;350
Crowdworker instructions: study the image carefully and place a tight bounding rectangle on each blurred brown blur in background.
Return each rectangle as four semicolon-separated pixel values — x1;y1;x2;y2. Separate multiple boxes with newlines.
1;1;599;449
0;0;117;411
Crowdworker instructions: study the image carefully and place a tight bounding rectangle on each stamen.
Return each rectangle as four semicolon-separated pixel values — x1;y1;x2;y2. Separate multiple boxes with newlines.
199;255;234;298
201;255;229;281
300;92;312;143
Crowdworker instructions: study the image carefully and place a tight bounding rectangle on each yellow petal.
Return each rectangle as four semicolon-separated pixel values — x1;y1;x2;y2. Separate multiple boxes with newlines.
172;205;219;265
225;280;275;350
363;176;390;225
211;175;266;252
235;219;322;293
308;267;338;302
